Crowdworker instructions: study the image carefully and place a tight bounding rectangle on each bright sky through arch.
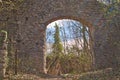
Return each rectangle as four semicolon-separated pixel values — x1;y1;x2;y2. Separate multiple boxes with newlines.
46;19;88;43
46;19;89;54
47;19;81;29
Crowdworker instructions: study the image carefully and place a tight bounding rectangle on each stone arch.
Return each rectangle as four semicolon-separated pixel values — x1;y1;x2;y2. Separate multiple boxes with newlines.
44;16;94;41
0;0;120;77
14;0;101;74
45;16;93;28
45;17;94;74
44;16;94;49
1;0;118;75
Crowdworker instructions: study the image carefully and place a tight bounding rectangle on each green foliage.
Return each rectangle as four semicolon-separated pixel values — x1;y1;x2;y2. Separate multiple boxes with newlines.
0;30;7;47
47;52;92;75
101;0;120;19
47;23;64;75
1;30;7;41
52;23;63;55
0;0;25;11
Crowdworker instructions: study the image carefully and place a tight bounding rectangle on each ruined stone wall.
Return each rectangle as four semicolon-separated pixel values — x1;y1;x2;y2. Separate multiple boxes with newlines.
94;15;120;69
15;0;101;74
0;0;119;75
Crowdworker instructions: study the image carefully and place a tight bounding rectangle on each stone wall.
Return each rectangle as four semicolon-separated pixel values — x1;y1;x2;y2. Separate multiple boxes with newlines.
93;15;120;69
0;0;119;75
0;31;8;78
15;0;101;74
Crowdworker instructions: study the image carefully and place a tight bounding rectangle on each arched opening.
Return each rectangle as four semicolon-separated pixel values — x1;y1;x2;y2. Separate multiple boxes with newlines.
45;19;94;75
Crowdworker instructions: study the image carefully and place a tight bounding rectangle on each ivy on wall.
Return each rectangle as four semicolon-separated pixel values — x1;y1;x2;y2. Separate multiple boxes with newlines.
0;30;7;47
100;0;120;18
0;30;8;78
0;0;25;11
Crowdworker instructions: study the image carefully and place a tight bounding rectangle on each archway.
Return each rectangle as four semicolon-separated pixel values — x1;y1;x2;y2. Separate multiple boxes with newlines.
45;18;94;75
14;0;101;74
0;0;119;79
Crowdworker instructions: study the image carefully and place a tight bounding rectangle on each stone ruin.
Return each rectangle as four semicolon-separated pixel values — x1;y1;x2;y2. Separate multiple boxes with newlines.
0;0;119;77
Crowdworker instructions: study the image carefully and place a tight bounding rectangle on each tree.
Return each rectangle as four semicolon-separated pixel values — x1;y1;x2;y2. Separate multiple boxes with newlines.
47;23;63;75
52;23;63;55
